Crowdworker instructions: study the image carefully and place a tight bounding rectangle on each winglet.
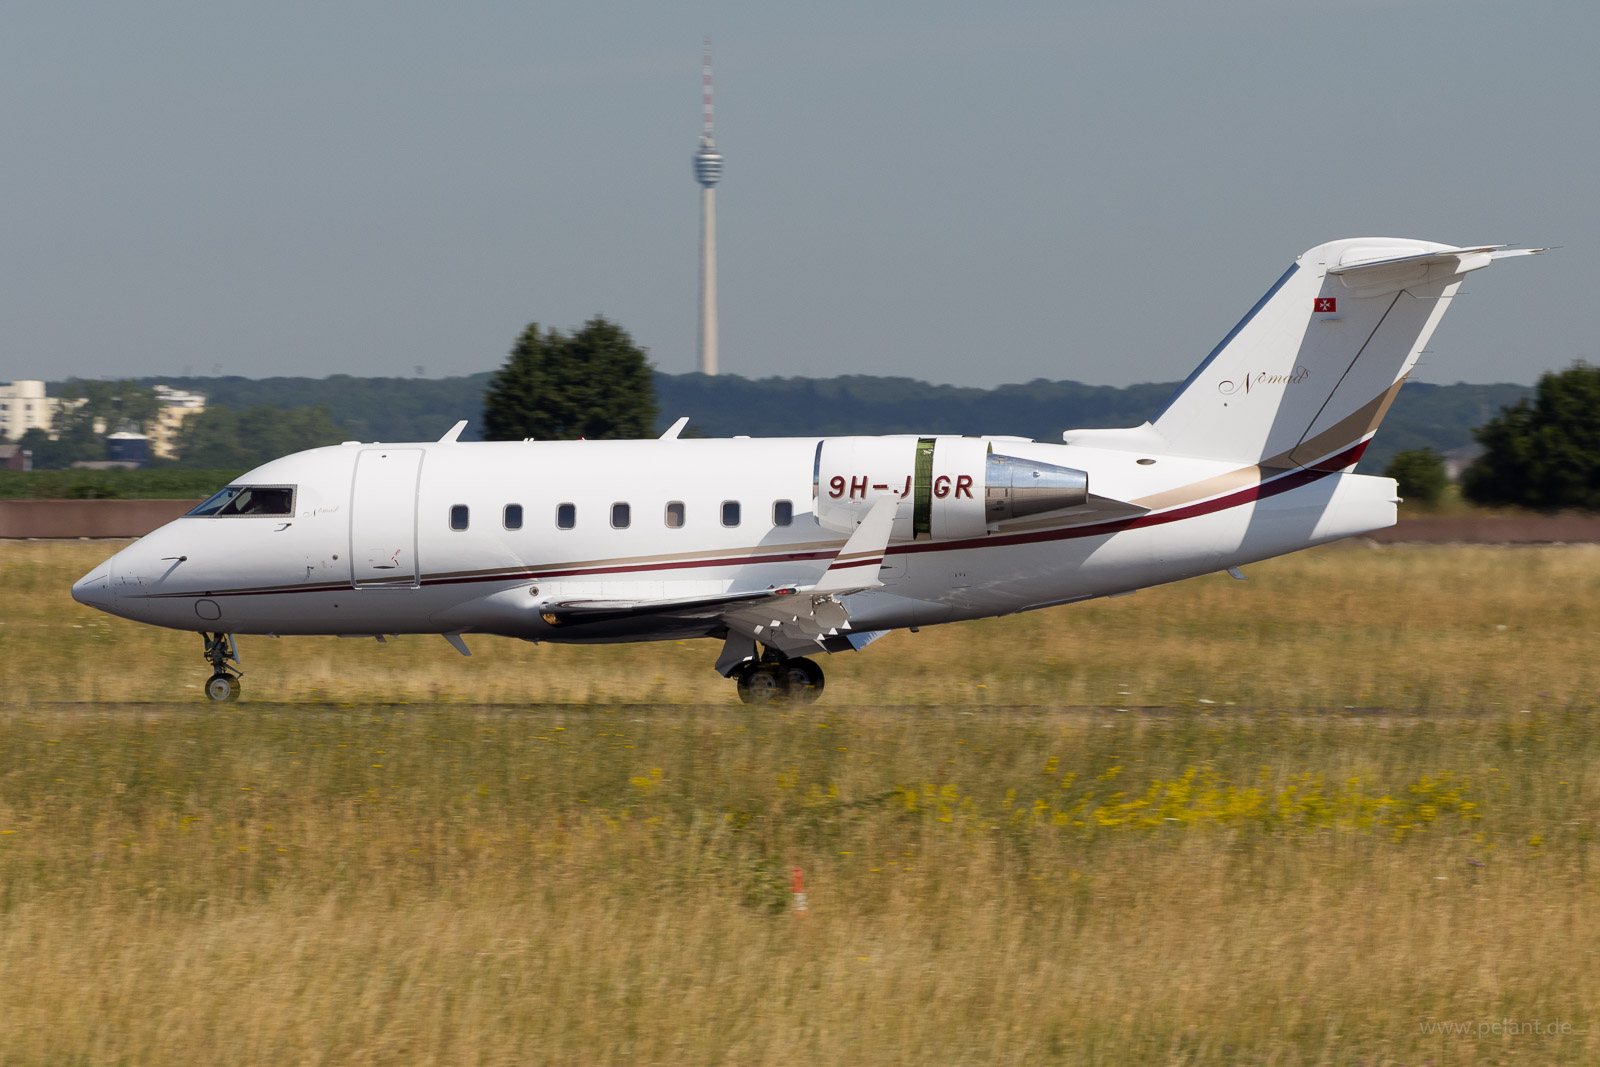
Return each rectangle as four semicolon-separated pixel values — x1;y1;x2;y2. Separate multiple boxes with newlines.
659;416;691;440
813;495;897;593
438;420;469;443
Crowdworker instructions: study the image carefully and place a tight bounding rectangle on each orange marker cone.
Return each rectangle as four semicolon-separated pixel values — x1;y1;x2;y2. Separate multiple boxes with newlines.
791;866;808;913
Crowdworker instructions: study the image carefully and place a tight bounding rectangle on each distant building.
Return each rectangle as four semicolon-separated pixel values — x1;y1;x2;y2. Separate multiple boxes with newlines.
150;384;207;460
0;442;30;471
0;380;57;441
106;431;151;466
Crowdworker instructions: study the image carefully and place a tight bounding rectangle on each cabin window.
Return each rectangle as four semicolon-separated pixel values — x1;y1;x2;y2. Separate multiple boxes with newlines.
186;485;296;518
721;500;741;527
773;500;793;526
504;504;523;530
450;505;469;531
611;502;631;529
557;503;576;529
665;501;685;528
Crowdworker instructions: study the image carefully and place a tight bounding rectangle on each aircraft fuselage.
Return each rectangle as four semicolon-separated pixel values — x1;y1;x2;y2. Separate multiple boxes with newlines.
73;434;1393;644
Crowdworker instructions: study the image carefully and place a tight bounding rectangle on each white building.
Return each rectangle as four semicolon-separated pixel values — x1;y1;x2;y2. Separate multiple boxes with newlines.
150;384;207;459
0;380;56;441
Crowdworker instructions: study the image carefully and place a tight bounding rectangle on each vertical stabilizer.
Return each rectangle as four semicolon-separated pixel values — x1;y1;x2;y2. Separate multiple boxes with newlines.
1144;239;1537;470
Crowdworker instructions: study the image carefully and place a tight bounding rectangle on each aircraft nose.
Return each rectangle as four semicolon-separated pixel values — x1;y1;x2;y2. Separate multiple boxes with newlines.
72;569;114;610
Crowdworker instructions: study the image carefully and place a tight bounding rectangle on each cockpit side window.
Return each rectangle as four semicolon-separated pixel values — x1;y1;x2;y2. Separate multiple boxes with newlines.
186;485;296;517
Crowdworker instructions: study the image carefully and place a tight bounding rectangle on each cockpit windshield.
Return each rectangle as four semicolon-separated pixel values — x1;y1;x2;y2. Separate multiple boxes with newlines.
186;485;296;517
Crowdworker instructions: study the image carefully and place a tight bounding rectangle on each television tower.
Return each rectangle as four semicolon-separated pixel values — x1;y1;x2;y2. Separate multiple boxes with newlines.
693;39;723;375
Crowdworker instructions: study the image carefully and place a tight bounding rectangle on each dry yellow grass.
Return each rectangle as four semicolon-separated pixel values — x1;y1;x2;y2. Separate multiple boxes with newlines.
8;537;1600;707
2;539;1599;1064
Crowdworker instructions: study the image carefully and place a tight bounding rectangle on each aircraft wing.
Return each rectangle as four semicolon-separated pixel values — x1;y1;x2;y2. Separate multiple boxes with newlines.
537;496;900;667
715;495;898;664
537;585;807;625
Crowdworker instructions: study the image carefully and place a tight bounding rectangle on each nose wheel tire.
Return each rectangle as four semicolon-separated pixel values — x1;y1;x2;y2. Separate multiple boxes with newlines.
205;673;241;702
200;632;242;702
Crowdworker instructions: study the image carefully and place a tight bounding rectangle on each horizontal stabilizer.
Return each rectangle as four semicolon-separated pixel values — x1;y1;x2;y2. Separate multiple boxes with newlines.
1327;245;1543;276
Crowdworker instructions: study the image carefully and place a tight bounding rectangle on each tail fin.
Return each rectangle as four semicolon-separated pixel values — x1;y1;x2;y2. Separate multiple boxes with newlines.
1141;238;1539;470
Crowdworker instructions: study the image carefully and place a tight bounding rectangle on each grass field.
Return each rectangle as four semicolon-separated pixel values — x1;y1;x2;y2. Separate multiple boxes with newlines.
9;539;1600;709
2;539;1599;1064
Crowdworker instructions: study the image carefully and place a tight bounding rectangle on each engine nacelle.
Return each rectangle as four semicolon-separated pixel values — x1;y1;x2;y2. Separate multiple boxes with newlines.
814;437;1088;540
813;437;920;539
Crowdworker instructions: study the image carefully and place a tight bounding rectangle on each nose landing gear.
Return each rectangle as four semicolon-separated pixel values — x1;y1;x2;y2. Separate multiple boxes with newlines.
201;632;242;702
734;655;825;705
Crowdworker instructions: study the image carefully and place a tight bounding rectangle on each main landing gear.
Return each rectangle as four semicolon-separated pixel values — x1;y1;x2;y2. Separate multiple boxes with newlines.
201;632;242;702
734;655;825;706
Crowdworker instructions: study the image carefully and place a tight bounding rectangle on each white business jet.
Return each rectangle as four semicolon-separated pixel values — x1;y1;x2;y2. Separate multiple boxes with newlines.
72;238;1537;703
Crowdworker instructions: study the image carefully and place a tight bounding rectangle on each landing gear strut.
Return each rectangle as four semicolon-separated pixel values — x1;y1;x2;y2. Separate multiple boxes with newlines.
202;632;242;702
735;654;825;706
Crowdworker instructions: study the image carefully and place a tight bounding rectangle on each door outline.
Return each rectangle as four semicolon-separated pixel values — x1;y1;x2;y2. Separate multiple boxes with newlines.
349;448;424;588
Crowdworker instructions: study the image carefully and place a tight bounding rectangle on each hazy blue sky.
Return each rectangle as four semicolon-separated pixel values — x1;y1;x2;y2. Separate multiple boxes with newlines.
0;1;1591;389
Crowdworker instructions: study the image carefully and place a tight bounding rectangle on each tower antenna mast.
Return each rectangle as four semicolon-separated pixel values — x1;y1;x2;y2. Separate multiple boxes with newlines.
702;38;715;142
693;38;723;376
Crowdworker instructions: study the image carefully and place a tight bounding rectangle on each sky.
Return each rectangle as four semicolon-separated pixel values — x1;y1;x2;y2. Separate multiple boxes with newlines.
0;0;1592;389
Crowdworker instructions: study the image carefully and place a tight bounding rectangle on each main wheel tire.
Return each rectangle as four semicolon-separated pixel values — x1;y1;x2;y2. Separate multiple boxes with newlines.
205;673;240;702
779;658;826;704
736;664;782;705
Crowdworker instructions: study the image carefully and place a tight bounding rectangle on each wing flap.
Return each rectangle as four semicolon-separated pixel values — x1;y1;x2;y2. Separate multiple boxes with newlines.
717;497;899;652
539;585;802;625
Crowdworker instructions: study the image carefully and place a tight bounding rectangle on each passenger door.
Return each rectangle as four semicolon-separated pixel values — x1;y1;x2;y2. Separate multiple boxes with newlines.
350;448;423;587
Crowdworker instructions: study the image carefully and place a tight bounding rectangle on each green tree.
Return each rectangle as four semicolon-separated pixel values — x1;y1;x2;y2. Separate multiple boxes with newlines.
21;379;162;469
483;317;657;441
174;406;347;469
19;406;106;469
58;379;160;433
1461;363;1600;511
14;427;65;470
1383;448;1448;507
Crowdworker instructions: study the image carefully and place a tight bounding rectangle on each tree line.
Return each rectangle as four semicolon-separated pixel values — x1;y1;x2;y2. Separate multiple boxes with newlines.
19;316;1600;512
29;371;1533;476
461;323;1600;514
1385;363;1600;511
16;380;349;472
15;380;162;469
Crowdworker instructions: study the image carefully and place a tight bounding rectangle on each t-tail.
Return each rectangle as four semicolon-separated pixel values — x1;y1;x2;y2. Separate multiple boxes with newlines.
1079;238;1540;469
